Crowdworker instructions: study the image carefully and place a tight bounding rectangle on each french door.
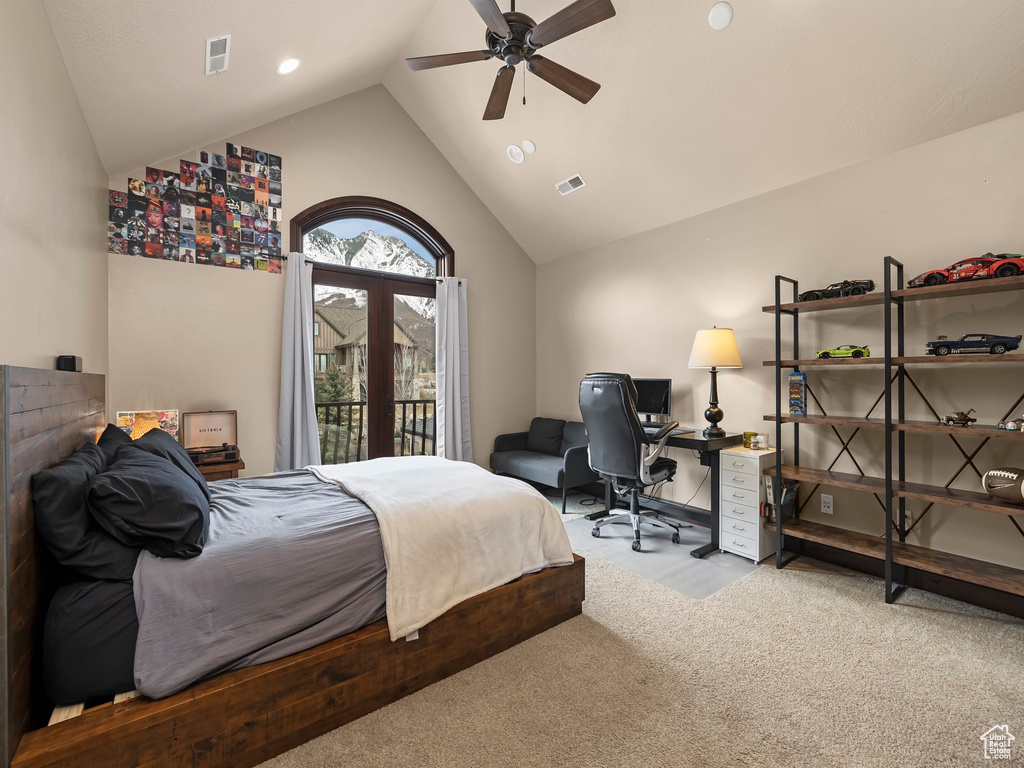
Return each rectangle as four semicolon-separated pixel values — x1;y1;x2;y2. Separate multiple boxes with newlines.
313;264;436;462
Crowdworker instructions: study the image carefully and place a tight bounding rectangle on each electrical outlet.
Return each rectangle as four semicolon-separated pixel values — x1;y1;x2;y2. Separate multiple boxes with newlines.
821;494;834;515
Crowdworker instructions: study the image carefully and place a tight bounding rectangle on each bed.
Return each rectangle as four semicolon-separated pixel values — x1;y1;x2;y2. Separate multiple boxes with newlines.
0;366;585;768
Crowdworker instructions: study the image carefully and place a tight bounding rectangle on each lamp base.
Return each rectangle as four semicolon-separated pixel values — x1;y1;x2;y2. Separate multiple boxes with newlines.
703;370;725;440
703;425;726;439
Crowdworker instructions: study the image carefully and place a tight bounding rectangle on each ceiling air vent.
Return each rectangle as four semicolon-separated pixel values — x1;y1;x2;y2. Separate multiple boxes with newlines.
205;35;231;76
555;174;587;196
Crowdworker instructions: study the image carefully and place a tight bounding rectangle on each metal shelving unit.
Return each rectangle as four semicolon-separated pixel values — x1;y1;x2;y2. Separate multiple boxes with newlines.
768;261;1024;604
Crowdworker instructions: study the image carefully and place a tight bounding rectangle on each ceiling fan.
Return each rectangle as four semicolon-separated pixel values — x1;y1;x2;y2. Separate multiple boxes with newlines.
406;0;616;120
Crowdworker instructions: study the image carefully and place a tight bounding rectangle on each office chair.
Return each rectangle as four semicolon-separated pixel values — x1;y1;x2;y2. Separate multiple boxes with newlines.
578;372;688;552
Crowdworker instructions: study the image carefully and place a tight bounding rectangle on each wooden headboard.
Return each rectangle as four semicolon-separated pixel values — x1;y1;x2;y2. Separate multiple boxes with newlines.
0;367;105;766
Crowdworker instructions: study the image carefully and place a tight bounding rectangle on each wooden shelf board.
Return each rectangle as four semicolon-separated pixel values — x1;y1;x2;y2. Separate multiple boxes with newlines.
761;293;884;315
765;518;1024;596
763;414;1021;439
893;274;1024;303
761;274;1024;315
765;353;1024;368
766;464;1024;517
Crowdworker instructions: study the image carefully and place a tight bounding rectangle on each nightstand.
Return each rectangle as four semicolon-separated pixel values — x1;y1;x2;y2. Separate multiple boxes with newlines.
197;460;245;482
719;446;778;563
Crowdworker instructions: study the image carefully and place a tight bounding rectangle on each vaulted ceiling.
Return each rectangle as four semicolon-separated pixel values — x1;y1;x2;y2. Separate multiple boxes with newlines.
43;0;1024;263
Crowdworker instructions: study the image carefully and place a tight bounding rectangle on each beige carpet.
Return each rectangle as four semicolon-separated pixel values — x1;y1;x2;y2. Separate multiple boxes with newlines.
259;554;1024;768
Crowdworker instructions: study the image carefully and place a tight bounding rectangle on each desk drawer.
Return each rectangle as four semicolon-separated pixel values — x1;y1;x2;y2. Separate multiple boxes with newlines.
721;532;758;558
722;486;758;507
723;454;759;476
721;502;759;524
722;471;758;492
721;516;759;539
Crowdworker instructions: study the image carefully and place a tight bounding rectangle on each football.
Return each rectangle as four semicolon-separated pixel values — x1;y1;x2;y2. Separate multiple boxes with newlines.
982;467;1024;503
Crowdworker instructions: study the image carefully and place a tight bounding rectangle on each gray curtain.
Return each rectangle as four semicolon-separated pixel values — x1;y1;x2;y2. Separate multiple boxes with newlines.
275;254;322;471
435;277;472;461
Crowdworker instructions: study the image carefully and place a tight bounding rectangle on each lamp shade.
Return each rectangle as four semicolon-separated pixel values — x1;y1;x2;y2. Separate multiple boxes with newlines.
688;327;743;369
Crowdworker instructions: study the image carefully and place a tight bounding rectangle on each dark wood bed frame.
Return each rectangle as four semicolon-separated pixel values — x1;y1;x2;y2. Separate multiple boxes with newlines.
1;366;586;768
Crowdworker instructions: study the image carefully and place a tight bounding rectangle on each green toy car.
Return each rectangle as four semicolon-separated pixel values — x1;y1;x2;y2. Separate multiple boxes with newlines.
817;344;869;359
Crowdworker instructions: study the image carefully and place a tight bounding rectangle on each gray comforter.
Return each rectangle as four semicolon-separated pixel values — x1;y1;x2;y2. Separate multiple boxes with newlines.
132;471;386;699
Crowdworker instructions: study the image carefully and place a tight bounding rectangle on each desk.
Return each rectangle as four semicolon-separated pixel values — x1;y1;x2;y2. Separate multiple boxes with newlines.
587;431;744;559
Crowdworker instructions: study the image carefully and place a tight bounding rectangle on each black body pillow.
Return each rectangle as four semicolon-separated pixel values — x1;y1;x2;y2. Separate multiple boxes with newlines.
32;442;141;581
133;427;211;502
96;423;132;461
87;446;210;558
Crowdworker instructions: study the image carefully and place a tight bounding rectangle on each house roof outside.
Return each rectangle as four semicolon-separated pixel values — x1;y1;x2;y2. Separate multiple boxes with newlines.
315;295;434;351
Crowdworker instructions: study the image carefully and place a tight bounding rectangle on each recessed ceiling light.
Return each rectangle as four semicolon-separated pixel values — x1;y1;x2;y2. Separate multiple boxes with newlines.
277;57;302;75
507;144;525;164
708;2;733;30
522;139;537;154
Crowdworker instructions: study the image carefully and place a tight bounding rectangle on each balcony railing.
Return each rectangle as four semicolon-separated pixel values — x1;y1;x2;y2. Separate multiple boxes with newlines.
316;399;436;464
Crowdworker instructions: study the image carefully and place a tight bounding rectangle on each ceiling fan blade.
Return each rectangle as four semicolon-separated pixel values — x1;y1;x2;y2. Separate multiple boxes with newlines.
483;66;515;120
469;0;511;37
526;55;600;104
406;50;493;71
529;0;616;47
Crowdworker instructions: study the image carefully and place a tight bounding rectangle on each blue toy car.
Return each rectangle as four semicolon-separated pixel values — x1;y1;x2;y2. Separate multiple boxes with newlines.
925;333;1022;356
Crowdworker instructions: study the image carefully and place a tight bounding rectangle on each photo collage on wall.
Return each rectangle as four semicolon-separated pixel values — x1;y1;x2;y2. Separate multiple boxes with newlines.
108;144;283;273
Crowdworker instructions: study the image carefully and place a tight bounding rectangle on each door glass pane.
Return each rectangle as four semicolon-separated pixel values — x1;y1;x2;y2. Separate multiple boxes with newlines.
314;284;369;463
392;294;436;457
303;218;436;277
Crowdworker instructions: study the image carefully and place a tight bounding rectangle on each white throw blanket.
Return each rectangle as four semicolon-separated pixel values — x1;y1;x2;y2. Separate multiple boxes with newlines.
307;456;574;640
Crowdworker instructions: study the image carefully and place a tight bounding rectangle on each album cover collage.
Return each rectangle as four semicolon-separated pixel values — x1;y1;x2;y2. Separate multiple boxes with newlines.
108;143;284;273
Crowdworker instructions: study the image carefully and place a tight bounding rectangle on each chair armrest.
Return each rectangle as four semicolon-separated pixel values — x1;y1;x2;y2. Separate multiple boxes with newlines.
493;431;529;453
643;421;680;466
562;444;598;486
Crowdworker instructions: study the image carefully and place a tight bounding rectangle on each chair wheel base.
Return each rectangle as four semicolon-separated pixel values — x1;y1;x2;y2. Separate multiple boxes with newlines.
671;532;680;544
591;527;601;538
631;540;642;552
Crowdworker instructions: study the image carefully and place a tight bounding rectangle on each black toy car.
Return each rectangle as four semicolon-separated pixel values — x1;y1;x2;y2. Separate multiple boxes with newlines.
798;279;875;302
925;334;1022;356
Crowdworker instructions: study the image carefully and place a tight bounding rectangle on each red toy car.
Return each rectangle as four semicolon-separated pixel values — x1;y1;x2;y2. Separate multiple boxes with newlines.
908;253;1024;288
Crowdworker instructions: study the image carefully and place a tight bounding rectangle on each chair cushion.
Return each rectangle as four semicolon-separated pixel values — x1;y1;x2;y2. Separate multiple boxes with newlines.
32;442;142;581
649;457;677;483
527;417;566;456
87;445;210;559
490;450;564;487
559;421;588;457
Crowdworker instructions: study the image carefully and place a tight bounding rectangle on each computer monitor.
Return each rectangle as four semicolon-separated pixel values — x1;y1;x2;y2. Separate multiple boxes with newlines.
632;378;671;424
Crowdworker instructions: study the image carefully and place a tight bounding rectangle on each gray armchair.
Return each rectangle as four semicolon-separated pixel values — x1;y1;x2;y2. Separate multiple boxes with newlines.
490;418;599;514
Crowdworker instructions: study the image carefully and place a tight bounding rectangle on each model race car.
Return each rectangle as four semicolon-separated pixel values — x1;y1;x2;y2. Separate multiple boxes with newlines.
817;345;870;359
908;253;1024;288
798;279;875;302
940;409;977;427
925;334;1022;356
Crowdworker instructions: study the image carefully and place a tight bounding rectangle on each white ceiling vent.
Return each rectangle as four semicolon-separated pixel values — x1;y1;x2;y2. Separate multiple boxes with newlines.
555;174;587;196
205;35;231;76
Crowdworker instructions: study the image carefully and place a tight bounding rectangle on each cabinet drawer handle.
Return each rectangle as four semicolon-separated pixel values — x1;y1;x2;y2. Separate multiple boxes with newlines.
732;492;745;498
732;539;747;548
732;461;745;468
732;523;746;531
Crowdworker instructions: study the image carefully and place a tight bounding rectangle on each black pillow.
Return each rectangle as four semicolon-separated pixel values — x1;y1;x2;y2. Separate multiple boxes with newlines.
133;427;211;502
97;423;132;461
527;417;566;456
32;442;141;581
87;446;210;559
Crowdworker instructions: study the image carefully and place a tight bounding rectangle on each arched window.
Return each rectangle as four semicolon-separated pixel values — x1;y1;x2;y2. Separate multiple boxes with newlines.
290;197;453;465
289;196;454;278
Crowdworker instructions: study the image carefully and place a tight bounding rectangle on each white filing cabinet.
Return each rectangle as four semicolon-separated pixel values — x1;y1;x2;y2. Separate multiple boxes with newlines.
719;446;778;563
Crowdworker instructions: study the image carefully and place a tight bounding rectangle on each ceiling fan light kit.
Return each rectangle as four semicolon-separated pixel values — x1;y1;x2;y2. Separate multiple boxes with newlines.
507;144;526;163
406;0;616;120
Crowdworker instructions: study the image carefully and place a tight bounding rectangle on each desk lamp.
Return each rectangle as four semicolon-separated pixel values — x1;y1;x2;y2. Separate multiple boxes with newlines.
688;327;743;438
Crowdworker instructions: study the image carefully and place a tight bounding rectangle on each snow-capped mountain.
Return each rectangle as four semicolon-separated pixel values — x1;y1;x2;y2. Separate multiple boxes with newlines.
306;227;435;319
305;227;434;279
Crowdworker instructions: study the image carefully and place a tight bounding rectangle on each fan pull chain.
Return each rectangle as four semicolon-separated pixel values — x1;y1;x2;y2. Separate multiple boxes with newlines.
523;66;527;106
